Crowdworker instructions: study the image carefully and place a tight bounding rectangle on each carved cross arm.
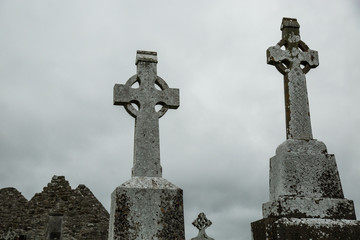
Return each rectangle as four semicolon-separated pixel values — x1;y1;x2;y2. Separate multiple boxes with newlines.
157;88;180;109
299;49;319;68
267;46;290;64
113;83;137;106
267;46;290;74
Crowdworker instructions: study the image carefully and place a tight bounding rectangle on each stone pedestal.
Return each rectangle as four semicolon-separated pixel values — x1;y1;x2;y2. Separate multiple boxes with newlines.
265;139;357;219
108;177;185;240
251;140;360;239
254;17;360;239
111;51;184;239
269;140;344;201
252;218;360;239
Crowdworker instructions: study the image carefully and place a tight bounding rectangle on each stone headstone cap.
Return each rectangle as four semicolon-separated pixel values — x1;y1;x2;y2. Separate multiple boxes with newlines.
135;50;158;65
280;17;300;30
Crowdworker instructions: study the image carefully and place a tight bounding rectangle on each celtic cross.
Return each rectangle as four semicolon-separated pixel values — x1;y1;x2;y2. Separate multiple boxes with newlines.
114;51;179;177
267;18;319;140
191;212;214;240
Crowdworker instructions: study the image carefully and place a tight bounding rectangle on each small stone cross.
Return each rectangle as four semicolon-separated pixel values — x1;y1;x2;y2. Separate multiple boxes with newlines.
191;213;214;240
114;50;179;177
267;18;319;140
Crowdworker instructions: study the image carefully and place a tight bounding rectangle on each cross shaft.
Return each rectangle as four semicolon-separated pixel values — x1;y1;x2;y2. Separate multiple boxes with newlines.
267;18;319;140
114;51;179;177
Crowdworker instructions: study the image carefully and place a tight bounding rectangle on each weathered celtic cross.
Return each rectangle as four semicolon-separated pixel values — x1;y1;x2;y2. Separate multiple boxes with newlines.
267;17;319;140
114;50;179;177
191;213;214;240
251;17;360;239
109;50;184;239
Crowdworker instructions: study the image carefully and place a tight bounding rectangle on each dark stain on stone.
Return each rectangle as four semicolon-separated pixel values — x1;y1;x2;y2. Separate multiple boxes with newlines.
156;189;185;240
318;168;344;198
114;192;141;240
114;193;130;239
326;201;356;220
252;217;360;239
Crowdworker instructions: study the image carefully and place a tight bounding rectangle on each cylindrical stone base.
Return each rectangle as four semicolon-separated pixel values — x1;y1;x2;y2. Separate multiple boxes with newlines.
108;177;185;240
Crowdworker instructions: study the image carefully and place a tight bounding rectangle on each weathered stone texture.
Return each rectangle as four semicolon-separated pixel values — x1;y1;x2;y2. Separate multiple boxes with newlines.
251;17;360;239
0;188;29;238
267;18;319;140
110;50;184;239
263;139;356;221
270;139;343;200
45;213;63;240
252;218;360;240
113;50;179;178
108;177;185;240
191;213;214;240
263;197;356;220
254;139;360;240
0;176;109;240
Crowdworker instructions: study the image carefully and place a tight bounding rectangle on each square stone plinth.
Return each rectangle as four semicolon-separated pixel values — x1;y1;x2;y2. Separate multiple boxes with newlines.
270;140;344;200
263;197;356;219
108;177;184;240
251;217;360;240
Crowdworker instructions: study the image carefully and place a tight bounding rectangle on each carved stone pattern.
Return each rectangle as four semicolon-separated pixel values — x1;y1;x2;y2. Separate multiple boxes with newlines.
113;50;179;178
191;213;214;240
267;17;319;140
193;213;212;231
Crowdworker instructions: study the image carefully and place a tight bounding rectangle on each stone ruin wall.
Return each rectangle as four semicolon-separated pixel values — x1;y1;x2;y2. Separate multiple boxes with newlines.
0;176;109;240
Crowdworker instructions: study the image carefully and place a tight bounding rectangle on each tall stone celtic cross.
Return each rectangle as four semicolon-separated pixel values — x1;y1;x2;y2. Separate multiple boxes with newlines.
113;50;179;177
267;18;319;140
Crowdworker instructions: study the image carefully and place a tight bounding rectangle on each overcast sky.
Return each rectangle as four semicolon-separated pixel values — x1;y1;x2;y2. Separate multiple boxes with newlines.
0;1;359;239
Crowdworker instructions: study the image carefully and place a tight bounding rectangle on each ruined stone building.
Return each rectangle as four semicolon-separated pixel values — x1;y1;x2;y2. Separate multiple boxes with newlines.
0;176;109;240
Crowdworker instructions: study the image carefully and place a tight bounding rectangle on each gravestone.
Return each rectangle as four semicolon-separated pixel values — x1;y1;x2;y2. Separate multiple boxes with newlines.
251;18;360;239
45;213;63;240
191;213;214;240
108;50;184;240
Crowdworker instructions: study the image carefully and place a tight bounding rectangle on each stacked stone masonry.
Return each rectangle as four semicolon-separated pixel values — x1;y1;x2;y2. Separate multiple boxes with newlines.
0;176;109;240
